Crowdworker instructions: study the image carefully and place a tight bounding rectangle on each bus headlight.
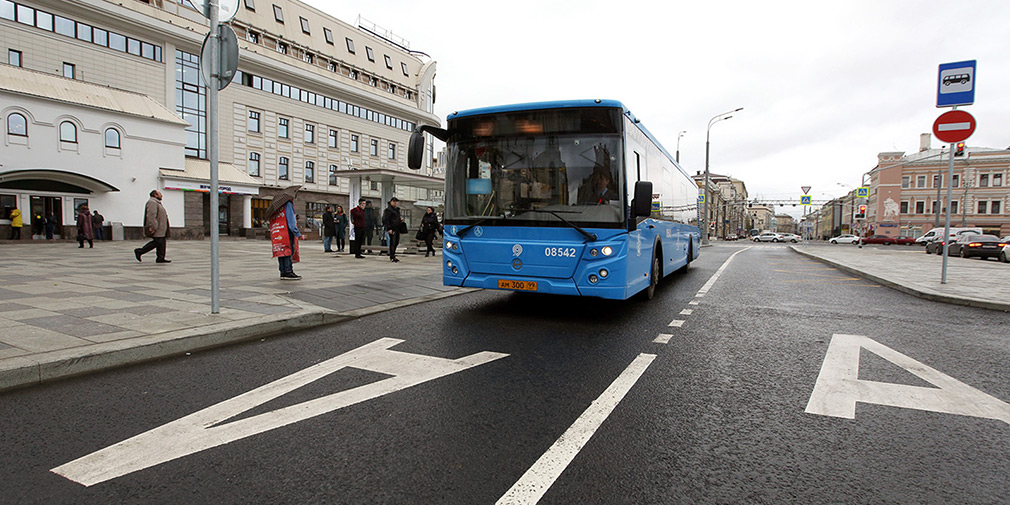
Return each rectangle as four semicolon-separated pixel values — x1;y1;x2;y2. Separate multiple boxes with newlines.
445;241;457;251
589;248;599;257
601;246;613;256
451;266;459;275
589;274;599;284
446;260;453;268
599;269;608;278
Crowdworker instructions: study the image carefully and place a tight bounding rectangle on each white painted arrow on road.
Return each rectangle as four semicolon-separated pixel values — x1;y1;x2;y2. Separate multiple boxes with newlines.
52;338;508;486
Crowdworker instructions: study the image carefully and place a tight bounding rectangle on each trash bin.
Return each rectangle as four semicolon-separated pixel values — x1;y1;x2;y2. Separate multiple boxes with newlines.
111;221;124;241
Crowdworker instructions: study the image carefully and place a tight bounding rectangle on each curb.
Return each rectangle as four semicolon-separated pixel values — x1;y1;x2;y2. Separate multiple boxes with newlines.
0;287;478;393
790;246;1010;313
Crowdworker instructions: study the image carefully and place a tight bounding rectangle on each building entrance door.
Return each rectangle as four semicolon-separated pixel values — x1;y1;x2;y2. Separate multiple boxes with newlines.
218;203;229;236
30;196;62;239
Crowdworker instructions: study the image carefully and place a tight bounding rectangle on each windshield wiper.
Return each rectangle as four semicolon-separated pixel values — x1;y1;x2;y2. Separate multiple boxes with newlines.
509;209;597;242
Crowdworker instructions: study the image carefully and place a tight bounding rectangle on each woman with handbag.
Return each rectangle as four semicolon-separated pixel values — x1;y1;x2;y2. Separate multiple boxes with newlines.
381;197;404;263
419;207;441;257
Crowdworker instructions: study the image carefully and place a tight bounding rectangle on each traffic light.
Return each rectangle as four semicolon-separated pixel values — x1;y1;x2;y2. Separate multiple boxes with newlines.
854;204;867;220
955;142;965;156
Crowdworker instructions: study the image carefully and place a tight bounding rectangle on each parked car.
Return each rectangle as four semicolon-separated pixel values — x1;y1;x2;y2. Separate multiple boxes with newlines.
914;227;983;245
829;234;860;244
778;233;802;243
860;234;914;246
925;235;947;254
753;232;784;242
948;234;1008;260
1001;244;1009;263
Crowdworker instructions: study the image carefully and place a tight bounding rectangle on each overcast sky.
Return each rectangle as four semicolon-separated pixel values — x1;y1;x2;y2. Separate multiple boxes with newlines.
308;0;1010;218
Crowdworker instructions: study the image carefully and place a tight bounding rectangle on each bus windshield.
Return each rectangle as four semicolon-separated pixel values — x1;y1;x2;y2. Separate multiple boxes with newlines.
444;108;625;228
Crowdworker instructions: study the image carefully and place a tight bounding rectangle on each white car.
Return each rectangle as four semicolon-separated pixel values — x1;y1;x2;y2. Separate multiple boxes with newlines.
753;232;784;242
1001;244;1009;263
779;233;802;243
829;234;860;244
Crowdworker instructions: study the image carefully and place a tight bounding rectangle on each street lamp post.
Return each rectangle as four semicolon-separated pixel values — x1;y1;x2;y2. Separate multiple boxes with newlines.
676;130;686;163
703;108;743;245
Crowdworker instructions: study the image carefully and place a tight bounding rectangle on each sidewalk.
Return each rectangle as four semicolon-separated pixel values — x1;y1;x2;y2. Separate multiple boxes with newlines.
791;243;1010;312
0;239;471;392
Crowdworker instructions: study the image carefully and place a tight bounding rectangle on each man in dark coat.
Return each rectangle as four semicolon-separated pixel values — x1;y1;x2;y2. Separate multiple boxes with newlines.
350;198;366;259
322;206;335;252
381;197;404;263
364;200;378;253
135;190;170;263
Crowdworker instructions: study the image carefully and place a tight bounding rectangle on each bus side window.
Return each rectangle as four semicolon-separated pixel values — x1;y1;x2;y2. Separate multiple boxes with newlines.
635;151;641;181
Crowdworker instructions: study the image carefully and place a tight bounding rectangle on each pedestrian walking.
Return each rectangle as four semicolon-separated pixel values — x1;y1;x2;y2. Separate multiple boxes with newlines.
134;189;171;263
76;204;94;248
350;197;366;259
266;186;302;280
44;211;56;240
419;206;441;257
322;205;335;252
7;208;22;240
364;200;378;253
32;212;44;236
335;205;348;252
91;210;105;241
382;197;404;263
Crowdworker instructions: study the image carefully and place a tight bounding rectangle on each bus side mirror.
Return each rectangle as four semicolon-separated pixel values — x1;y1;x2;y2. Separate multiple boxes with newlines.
407;129;425;170
632;181;653;217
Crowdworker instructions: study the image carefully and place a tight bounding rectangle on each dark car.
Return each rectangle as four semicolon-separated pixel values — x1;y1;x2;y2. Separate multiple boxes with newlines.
925;235;948;254
947;234;1008;260
860;234;913;246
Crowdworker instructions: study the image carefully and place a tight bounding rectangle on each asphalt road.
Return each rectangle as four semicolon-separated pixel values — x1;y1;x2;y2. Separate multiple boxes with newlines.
3;244;1009;504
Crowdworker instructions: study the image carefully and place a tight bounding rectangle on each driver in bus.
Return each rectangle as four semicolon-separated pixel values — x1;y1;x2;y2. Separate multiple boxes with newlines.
578;169;619;204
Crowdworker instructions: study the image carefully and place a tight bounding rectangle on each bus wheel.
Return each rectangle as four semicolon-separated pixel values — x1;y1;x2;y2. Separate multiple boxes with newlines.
644;253;660;300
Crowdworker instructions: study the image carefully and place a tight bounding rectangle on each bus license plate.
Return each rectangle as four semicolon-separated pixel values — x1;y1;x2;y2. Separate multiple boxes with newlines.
498;279;537;291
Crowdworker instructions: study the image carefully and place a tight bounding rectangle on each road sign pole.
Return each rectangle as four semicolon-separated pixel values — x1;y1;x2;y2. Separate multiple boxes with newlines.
208;0;220;313
941;140;955;284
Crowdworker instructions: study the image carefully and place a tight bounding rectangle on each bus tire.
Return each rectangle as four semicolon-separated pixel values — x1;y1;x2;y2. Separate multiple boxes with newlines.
643;250;660;300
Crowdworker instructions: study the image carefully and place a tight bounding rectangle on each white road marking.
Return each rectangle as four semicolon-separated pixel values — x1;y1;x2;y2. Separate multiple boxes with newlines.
697;246;751;296
52;338;508;486
688;300;700;306
653;334;673;344
496;353;656;505
806;334;1010;424
668;320;685;327
679;309;693;316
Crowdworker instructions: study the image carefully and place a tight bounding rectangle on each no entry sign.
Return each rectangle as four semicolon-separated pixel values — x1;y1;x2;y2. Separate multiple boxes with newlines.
932;110;976;143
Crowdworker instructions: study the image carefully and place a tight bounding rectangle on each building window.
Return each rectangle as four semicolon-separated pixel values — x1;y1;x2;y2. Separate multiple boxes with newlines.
299;16;309;34
62;62;75;79
8;49;21;67
384;54;392;69
950;201;958;214
931;201;939;214
388;143;396;160
323;28;333;44
176;50;206;158
991;201;1001;215
328;164;338;185
952;174;960;187
304;161;314;183
59;121;77;143
345;37;354;53
248;110;260;132
328;129;338;148
276;41;287;54
272;4;283;22
278;156;289;180
6;112;27;136
248;152;260;176
899;201;909;214
977;201;987;214
932;174;942;188
278;117;289;138
304;123;314;143
246;30;259;44
901;176;910;189
104;128;120;148
994;174;1003;187
302;52;313;64
914;201;924;214
979;174;989;187
401;62;409;76
916;175;926;188
350;134;358;152
369;139;378;156
365;46;374;62
243;0;254;10
370;181;379;191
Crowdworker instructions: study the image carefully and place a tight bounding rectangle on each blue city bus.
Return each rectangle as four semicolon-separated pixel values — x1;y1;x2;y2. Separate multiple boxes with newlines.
408;99;701;300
